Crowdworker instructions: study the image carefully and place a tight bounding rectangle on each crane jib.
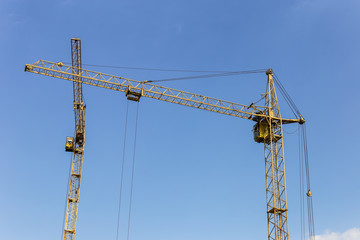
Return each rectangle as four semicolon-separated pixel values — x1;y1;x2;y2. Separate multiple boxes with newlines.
24;61;303;125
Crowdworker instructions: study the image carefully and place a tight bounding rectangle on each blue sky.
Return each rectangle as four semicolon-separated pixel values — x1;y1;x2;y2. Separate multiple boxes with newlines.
1;0;359;240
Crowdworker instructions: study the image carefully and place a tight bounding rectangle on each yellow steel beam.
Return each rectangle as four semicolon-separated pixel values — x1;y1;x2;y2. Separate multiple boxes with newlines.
24;60;303;124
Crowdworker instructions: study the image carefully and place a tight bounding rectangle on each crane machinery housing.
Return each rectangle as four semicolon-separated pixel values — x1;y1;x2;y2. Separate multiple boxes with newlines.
24;38;313;240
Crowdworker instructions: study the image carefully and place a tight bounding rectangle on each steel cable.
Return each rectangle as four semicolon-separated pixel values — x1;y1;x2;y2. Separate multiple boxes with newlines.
298;125;305;240
274;74;300;114
63;61;266;83
127;102;140;240
302;125;315;240
273;73;301;119
146;69;267;83
63;62;267;74
116;101;130;240
298;124;315;240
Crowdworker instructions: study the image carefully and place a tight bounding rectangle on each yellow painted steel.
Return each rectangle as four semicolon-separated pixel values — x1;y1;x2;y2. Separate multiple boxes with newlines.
62;38;86;240
25;52;305;240
65;137;74;152
24;60;303;125
263;69;289;240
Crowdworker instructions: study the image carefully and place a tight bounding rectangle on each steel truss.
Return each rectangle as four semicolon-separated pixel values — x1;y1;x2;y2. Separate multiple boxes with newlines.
264;69;289;240
63;38;86;240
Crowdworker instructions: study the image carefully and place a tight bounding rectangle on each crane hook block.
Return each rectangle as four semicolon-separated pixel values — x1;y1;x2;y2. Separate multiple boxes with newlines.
65;137;75;152
126;88;142;102
306;189;312;197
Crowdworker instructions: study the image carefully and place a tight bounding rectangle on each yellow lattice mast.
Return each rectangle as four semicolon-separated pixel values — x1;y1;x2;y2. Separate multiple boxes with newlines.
264;69;289;240
62;38;86;240
24;39;305;240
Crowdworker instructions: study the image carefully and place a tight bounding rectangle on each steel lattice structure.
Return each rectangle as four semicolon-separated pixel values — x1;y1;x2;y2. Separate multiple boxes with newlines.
264;70;289;240
25;39;305;240
63;38;86;240
25;60;301;125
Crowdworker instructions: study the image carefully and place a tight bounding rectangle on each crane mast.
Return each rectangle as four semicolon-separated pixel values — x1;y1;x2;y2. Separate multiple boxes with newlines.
25;40;306;240
63;38;86;240
264;69;289;240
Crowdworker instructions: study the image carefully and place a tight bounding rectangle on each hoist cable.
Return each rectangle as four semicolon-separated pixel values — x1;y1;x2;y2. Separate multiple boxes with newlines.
303;125;311;189
127;102;140;240
146;69;267;83
307;197;315;240
298;124;315;240
302;125;315;240
298;125;305;240
116;101;130;240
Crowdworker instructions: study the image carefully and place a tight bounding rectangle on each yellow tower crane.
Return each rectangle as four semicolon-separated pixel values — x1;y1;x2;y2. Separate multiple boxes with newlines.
25;38;307;240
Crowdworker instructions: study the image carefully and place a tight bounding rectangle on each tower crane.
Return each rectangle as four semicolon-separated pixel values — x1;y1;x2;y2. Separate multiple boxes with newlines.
25;38;308;240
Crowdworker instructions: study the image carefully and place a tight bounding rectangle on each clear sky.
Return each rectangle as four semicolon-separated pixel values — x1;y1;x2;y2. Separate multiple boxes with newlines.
1;0;359;240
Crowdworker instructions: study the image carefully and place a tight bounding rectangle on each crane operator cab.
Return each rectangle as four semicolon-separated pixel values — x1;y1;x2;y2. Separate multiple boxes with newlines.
65;137;75;152
253;122;268;143
253;122;281;143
